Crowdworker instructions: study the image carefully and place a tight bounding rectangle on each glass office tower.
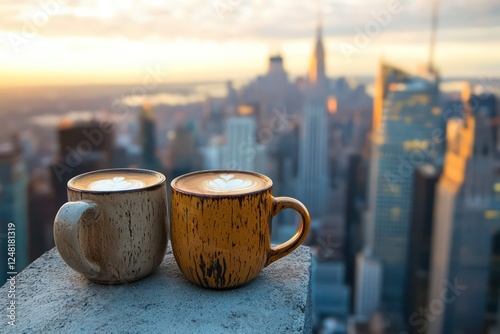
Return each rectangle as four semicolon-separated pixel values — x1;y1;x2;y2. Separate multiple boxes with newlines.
366;63;441;311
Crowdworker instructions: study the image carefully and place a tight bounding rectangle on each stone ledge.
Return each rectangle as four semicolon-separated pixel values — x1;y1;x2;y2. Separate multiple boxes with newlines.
1;245;312;334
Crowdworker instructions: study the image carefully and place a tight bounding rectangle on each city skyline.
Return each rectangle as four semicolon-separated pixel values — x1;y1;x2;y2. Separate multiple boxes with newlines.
1;2;500;333
1;0;499;87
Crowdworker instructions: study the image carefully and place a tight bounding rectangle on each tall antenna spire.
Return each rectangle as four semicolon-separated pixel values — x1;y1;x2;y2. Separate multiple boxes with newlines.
308;0;326;88
316;0;323;39
428;0;440;72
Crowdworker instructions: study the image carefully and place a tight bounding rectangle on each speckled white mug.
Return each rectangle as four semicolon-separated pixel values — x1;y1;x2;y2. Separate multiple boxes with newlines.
53;168;167;284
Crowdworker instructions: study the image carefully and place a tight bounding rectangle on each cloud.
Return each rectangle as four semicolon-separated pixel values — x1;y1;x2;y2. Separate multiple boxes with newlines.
1;0;499;43
0;0;498;84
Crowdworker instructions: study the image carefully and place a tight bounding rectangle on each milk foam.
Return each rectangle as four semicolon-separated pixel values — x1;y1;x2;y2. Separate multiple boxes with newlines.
203;174;259;192
89;177;145;191
173;171;271;195
71;170;163;192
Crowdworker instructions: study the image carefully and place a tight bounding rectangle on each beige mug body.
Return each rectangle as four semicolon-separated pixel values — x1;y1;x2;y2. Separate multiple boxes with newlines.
53;168;167;284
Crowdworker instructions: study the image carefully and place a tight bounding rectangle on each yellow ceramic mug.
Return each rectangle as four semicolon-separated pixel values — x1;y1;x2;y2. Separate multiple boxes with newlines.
170;170;310;289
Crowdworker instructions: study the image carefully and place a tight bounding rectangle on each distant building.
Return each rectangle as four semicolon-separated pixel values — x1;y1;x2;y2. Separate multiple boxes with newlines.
167;120;202;179
50;119;114;209
113;135;140;168
427;84;500;334
404;163;440;331
314;259;351;318
139;103;162;172
27;168;55;262
329;77;373;125
365;63;441;311
267;122;300;243
296;22;330;219
489;302;500;334
355;253;382;317
344;153;366;298
471;92;497;149
224;80;239;117
267;121;299;196
220;105;265;172
202;96;225;137
201;136;224;170
239;54;302;129
0;139;29;285
347;311;405;334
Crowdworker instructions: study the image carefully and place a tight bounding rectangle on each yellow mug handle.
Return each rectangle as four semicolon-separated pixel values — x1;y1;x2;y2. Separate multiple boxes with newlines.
266;196;311;266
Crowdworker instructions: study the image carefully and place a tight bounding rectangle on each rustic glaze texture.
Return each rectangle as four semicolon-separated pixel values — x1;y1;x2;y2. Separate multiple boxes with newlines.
170;179;310;289
54;182;167;284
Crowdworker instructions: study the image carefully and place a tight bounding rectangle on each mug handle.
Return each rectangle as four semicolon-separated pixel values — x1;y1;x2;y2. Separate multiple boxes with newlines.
266;196;311;266
53;200;101;278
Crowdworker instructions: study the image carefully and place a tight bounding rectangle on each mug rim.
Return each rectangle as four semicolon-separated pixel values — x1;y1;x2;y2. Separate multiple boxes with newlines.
67;168;166;194
171;169;273;197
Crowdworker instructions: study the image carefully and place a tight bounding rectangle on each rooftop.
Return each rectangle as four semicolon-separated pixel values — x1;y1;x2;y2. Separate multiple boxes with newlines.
1;245;312;333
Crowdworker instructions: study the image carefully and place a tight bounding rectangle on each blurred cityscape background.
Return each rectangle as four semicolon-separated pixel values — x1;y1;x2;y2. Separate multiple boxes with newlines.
1;0;499;333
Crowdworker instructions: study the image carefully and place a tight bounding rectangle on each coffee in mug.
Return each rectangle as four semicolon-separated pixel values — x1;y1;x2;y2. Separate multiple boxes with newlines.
54;168;167;284
170;170;310;289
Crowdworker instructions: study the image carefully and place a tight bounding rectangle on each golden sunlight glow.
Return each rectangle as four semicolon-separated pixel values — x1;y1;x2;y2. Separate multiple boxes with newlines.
327;96;337;114
390;207;401;220
0;2;499;87
403;140;430;151
238;105;254;116
485;210;500;220
58;119;73;129
308;57;318;84
0;36;270;87
1;36;499;87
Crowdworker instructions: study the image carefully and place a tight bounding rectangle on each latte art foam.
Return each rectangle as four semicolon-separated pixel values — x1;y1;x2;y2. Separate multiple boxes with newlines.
203;174;259;193
70;169;164;192
89;177;145;191
173;171;271;195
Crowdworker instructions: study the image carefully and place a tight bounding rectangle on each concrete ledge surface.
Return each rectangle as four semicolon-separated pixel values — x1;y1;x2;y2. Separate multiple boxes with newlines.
1;245;312;334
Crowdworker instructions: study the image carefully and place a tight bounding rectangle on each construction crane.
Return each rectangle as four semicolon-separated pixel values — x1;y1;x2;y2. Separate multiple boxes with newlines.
428;0;440;73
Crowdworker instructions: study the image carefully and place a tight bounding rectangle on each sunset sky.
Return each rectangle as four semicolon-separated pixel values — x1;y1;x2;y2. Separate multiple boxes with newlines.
1;0;499;87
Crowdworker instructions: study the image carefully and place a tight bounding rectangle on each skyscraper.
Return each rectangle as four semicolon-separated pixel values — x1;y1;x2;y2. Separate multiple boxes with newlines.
365;63;441;311
27;168;55;262
167;120;202;179
314;259;351;318
139;103;162;172
296;21;330;219
427;84;500;334
404;163;440;330
345;153;366;307
202;96;225;137
50;119;114;209
239;53;303;130
221;105;265;172
355;253;382;316
0;138;29;285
